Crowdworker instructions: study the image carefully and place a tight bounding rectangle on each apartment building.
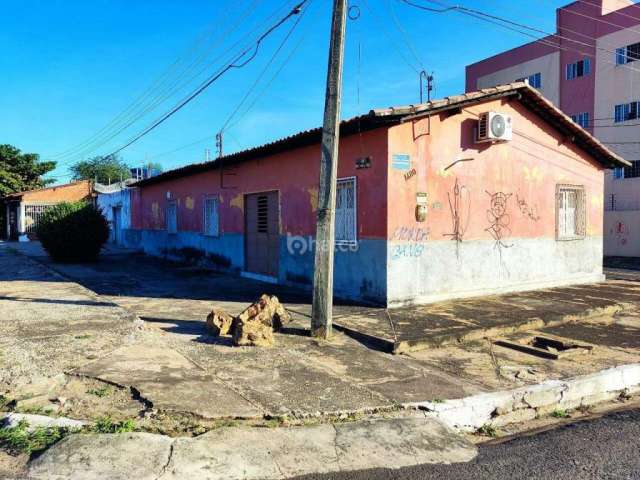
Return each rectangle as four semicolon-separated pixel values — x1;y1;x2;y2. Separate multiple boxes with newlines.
466;0;640;256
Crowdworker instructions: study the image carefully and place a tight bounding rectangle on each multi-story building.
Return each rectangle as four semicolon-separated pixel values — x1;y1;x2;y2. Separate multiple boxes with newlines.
466;0;640;256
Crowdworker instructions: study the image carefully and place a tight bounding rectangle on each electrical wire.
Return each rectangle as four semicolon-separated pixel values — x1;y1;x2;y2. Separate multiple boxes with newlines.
52;0;298;166
48;0;263;161
102;1;308;158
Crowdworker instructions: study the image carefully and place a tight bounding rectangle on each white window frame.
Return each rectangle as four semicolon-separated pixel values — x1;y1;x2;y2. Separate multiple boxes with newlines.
166;201;177;234
203;195;220;237
335;176;357;246
556;185;586;241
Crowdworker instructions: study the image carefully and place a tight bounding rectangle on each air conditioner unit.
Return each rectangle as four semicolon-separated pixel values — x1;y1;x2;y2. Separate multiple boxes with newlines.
476;112;513;143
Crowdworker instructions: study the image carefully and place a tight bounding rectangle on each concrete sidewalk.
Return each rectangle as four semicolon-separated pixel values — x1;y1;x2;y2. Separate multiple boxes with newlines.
3;243;640;478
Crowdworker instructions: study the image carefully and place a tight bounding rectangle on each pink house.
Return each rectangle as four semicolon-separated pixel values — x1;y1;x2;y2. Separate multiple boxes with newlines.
465;0;640;256
126;83;625;306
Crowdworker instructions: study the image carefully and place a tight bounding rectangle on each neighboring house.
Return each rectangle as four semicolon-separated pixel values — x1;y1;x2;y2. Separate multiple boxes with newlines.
0;180;93;241
95;180;135;246
124;83;624;306
465;0;640;256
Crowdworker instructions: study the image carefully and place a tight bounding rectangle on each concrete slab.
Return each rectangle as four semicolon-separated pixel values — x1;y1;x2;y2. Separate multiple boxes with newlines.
333;283;639;353
28;418;477;480
27;432;174;480
73;345;264;419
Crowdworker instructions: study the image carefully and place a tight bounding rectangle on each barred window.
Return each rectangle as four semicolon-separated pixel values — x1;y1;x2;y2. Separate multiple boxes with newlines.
203;196;219;237
335;177;357;244
556;185;586;240
166;202;177;234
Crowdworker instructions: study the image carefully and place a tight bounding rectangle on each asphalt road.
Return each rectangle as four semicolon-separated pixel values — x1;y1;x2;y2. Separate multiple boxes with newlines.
292;409;640;480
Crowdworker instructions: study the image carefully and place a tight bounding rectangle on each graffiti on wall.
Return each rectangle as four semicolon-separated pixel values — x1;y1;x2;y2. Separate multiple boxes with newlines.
515;194;540;222
390;226;429;260
443;178;471;258
612;221;630;246
485;191;513;272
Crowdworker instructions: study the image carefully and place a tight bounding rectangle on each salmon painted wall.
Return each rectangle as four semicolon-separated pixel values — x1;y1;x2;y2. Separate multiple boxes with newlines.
127;128;389;303
21;180;92;204
386;97;605;304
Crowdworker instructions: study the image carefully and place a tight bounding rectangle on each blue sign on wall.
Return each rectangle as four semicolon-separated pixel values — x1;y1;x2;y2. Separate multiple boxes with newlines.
392;154;411;170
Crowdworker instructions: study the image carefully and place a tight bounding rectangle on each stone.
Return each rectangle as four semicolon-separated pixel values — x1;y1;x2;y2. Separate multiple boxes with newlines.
232;317;275;347
236;294;291;332
2;413;86;431
205;307;234;336
231;295;292;347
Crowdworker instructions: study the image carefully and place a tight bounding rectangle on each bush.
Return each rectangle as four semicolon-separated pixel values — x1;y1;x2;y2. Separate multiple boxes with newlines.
36;202;109;262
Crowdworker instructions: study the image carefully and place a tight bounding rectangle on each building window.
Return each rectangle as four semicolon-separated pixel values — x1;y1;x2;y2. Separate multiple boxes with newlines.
570;112;590;129
203;196;219;237
166;202;177;234
613;167;625;179
335;177;357;245
614;101;639;123
624;160;640;179
518;73;542;88
616;42;640;65
566;58;591;80
556;185;586;240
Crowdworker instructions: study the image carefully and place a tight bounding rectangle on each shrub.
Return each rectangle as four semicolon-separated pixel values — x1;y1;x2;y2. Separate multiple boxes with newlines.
36;202;109;262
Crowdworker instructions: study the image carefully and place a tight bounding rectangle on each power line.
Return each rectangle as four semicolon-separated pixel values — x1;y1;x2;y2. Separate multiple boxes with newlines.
48;0;263;161
103;1;308;158
220;0;310;134
52;0;298;167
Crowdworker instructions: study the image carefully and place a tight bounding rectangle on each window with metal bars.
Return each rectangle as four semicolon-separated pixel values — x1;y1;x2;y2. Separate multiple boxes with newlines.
335;177;357;244
624;160;640;179
203;197;219;236
257;195;268;233
556;185;586;240
24;204;54;233
166;202;177;234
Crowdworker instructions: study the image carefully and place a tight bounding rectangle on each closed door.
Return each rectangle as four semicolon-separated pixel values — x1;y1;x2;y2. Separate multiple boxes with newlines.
245;192;279;277
112;207;122;244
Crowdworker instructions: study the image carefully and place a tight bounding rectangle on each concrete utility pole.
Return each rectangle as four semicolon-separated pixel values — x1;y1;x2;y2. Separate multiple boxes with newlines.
311;0;347;339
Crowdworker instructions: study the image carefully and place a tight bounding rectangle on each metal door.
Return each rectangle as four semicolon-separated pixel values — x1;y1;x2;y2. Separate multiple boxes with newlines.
245;191;279;277
8;203;18;241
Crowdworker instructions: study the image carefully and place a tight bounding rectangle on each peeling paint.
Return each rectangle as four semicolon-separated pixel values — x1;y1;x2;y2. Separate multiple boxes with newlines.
185;196;195;210
229;194;243;211
523;165;544;184
307;187;319;213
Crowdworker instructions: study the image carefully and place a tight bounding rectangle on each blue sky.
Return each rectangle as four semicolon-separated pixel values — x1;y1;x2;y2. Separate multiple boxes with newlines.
0;0;567;183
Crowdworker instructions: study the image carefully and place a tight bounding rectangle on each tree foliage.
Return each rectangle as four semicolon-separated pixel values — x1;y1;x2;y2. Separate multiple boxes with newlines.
0;144;56;196
36;202;109;262
71;155;130;184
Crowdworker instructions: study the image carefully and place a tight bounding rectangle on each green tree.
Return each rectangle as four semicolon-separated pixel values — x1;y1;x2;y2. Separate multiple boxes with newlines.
71;155;130;184
0;144;56;196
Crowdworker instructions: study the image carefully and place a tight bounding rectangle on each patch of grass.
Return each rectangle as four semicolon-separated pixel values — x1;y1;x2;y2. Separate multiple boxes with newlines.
87;386;112;398
477;424;498;437
431;398;445;404
551;409;570;419
92;416;136;434
0;420;70;455
15;406;48;416
74;334;92;340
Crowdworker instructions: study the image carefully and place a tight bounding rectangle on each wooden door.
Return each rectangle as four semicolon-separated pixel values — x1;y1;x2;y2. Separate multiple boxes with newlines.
245;191;279;277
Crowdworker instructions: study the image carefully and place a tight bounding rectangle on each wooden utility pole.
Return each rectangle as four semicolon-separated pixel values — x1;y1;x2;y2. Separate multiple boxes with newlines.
311;0;347;339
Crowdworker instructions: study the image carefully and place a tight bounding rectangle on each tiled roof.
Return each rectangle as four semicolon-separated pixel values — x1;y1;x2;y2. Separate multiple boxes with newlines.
134;82;627;188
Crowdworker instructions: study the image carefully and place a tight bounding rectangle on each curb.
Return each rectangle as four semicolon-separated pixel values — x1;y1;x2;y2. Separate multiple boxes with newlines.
406;363;640;431
27;417;477;480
